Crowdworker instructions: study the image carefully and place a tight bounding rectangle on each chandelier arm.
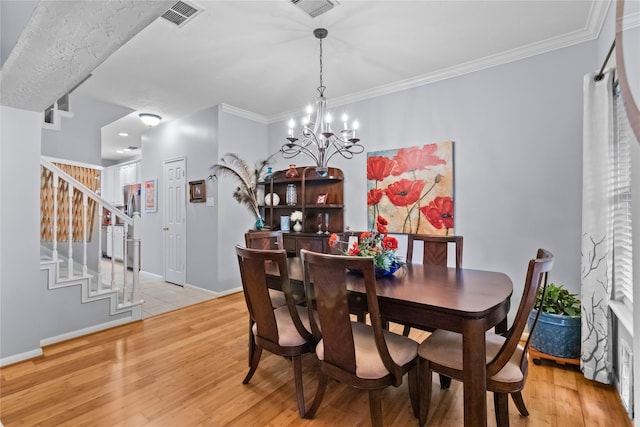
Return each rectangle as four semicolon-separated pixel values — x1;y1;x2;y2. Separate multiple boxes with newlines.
280;144;320;164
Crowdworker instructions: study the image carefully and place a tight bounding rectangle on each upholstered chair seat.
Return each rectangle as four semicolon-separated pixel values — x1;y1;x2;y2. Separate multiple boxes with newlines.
316;322;418;380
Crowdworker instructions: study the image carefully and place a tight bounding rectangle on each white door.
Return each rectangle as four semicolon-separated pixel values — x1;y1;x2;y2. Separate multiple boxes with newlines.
163;158;186;285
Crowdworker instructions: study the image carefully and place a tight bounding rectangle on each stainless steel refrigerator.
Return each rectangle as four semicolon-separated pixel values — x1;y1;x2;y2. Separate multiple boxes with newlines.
123;184;141;269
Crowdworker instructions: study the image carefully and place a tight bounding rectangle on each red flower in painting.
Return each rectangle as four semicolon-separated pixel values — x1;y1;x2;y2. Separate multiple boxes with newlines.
420;196;454;230
385;179;425;207
367;156;396;181
367;188;384;206
391;145;446;176
360;231;371;239
382;236;398;251
377;215;388;226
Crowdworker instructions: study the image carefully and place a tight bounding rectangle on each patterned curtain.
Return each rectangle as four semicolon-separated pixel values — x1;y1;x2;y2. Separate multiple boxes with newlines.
581;70;614;383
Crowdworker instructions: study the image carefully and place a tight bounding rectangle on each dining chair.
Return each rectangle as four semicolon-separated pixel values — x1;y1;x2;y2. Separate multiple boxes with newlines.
235;245;316;418
400;234;463;336
417;248;554;427
243;231;289;366
406;234;463;268
245;230;287;307
300;249;419;426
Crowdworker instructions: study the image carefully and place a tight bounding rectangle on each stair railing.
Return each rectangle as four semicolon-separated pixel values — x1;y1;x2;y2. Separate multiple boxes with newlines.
40;158;141;307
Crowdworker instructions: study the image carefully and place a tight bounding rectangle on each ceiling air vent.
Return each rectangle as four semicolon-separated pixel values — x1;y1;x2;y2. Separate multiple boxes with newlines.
291;0;339;18
161;1;202;27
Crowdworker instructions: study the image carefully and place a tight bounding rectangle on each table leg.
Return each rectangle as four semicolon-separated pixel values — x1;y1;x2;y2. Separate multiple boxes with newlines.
462;318;487;427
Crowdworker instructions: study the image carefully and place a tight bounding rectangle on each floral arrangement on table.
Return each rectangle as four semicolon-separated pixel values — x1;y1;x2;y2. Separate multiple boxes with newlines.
208;152;274;229
329;215;404;277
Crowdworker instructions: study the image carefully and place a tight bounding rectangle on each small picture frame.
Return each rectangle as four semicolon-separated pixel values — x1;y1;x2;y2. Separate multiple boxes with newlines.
189;180;206;203
144;178;158;212
316;193;328;205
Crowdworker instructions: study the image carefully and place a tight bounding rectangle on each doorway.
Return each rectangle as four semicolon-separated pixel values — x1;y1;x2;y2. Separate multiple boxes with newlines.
163;157;186;285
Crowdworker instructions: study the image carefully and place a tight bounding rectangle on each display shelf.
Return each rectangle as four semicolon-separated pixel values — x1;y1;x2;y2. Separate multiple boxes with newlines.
260;166;344;255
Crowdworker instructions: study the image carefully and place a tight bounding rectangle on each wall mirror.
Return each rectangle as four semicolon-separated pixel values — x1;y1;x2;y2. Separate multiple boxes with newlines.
616;0;640;142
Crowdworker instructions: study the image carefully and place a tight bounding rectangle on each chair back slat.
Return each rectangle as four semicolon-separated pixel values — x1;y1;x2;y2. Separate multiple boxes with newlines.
487;248;554;377
407;234;463;268
302;251;358;373
301;250;404;383
245;230;284;250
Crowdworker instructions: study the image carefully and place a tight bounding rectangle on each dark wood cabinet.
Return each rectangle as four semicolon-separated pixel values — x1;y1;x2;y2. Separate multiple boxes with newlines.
259;166;343;256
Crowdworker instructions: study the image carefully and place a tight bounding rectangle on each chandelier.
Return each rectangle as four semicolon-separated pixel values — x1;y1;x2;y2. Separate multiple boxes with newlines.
281;28;364;176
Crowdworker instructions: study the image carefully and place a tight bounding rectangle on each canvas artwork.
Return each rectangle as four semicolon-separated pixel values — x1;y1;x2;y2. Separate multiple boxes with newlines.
367;141;454;234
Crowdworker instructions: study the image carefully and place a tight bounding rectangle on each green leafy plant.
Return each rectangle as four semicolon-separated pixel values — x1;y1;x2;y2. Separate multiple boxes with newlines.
536;283;581;317
208;152;274;220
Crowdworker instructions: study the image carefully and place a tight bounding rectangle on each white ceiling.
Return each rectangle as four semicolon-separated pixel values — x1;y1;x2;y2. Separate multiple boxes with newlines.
3;1;612;161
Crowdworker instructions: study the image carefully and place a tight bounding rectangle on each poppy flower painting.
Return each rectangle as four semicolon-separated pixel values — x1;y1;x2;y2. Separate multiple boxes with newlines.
366;141;454;234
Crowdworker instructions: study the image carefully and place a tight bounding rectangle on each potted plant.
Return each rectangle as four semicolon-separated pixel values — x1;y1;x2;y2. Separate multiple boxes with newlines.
528;283;581;359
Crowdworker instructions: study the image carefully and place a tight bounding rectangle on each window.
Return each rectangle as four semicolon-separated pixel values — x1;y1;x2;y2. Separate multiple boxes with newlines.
612;91;634;309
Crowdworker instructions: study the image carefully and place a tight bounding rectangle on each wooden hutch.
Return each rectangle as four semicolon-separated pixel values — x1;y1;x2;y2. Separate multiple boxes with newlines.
259;166;344;256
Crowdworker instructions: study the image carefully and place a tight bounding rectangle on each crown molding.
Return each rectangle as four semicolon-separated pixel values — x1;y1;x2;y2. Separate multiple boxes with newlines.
220;103;268;124
268;0;610;124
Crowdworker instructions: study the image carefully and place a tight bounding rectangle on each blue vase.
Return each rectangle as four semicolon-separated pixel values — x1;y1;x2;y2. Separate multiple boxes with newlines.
375;262;401;278
255;217;265;230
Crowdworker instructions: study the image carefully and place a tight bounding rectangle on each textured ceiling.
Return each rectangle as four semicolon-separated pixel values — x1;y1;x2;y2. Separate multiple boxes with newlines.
1;1;611;160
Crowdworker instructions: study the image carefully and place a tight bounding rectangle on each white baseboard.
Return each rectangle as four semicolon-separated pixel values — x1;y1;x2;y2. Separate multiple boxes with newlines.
0;348;43;367
183;283;220;296
40;316;137;347
140;270;163;280
213;286;242;297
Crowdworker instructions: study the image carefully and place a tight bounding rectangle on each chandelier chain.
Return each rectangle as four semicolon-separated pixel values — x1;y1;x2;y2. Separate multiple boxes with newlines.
318;38;325;97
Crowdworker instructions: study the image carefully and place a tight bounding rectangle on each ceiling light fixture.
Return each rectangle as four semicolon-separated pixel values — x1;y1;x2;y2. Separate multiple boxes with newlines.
138;113;162;127
281;28;363;176
119;132;129;137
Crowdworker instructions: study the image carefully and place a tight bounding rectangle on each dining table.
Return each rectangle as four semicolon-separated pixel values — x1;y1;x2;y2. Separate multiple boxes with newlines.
265;257;513;427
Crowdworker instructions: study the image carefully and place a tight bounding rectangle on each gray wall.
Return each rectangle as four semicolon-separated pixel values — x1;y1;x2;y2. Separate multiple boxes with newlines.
269;40;595;309
41;94;132;166
140;105;220;290
215;109;269;291
0;106;43;361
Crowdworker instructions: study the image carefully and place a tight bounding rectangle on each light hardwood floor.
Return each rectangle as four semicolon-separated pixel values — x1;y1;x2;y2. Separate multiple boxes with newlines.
0;292;632;426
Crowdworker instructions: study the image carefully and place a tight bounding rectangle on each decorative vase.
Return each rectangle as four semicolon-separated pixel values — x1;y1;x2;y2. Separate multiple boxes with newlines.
255;217;265;230
293;220;303;232
375;262;401;278
527;309;581;358
285;164;300;178
349;262;402;278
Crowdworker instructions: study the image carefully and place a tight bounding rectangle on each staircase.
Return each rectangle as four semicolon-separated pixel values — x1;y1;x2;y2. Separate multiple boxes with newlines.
40;158;143;322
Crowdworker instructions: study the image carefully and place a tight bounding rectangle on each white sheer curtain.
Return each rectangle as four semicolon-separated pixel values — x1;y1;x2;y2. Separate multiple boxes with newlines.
581;70;614;383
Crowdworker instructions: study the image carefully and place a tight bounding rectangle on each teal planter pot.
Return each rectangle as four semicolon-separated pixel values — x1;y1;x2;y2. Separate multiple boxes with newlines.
528;309;581;359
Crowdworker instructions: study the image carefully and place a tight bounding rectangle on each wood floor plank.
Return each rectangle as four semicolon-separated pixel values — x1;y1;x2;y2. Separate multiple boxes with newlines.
0;292;632;426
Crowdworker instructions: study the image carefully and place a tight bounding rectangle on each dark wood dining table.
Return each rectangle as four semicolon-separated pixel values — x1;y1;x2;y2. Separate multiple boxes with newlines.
265;257;513;427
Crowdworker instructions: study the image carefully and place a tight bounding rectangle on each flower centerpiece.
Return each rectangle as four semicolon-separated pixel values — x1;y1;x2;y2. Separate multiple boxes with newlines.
290;210;303;232
329;215;404;277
